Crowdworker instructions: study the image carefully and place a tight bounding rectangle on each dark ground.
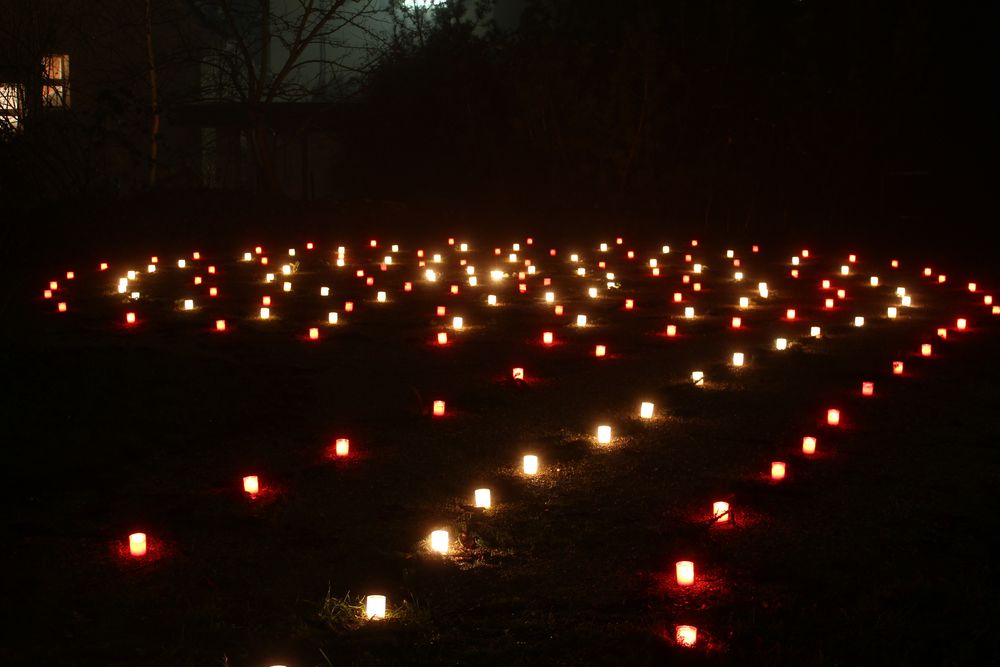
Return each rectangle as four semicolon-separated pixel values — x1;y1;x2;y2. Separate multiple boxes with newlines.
2;205;999;666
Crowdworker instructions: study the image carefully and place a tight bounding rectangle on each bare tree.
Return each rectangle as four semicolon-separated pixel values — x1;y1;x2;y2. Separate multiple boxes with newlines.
188;0;388;193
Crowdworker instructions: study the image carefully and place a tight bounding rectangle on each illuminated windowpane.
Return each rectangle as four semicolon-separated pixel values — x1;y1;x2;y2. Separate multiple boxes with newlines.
42;55;71;108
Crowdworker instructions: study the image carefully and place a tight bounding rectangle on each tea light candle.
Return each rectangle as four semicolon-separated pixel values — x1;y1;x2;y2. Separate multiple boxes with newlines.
853;316;865;327
771;461;786;480
215;320;226;331
921;343;932;356
243;475;259;495
377;291;387;303
260;307;270;319
676;625;698;648
639;402;654;419
183;299;194;310
125;312;136;324
576;314;587;326
597;425;612;444
827;409;841;426
129;532;147;557
732;352;745;367
433;400;446;416
595;344;606;357
802;436;817;455
365;595;386;620
691;371;704;386
523;455;539;475
937;328;947;339
957;318;967;330
786;308;796;320
474;488;491;509
328;312;339;324
862;382;874;396
430;530;449;554
775;338;788;350
437;332;448;345
887;307;898;318
739;297;749;308
732;317;742;328
675;560;695;586
825;298;835;309
335;438;350;456
542;331;554;345
893;361;904;375
309;328;319;340
713;501;730;523
452;316;464;330
666;324;677;337
684;306;695;319
625;298;634;310
554;305;564;316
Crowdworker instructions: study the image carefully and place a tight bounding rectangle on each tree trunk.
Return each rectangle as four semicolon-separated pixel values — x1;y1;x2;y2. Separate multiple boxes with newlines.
145;0;159;188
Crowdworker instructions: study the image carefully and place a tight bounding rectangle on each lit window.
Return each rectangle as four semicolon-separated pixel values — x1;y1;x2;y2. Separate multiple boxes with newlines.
0;84;23;130
42;55;70;108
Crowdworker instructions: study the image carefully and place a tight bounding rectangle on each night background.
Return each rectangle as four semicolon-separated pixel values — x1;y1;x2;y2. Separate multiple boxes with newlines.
2;1;998;665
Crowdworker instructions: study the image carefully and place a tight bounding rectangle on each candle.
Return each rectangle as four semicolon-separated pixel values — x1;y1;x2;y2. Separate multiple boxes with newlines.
377;291;387;303
675;560;695;586
595;344;606;357
827;409;841;426
125;312;136;324
576;314;587;327
893;361;904;375
437;332;448;345
921;343;932;356
713;501;730;523
786;308;796;320
523;455;539;475
430;530;449;554
771;461;786;480
775;338;788;350
335;438;350;456
802;436;817;455
862;382;874;396
512;367;524;381
810;326;821;337
597;425;612;444
666;324;677;337
732;352;745;367
215;320;226;331
474;488;492;509
639;402;654;419
452;316;464;330
309;328;319;340
854;316;865;327
365;595;386;620
732;317;742;328
543;331;554;345
957;318;967;330
676;625;698;648
129;532;147;557
691;371;704;386
260;307;270;319
433;400;446;417
739;297;749;308
243;475;259;495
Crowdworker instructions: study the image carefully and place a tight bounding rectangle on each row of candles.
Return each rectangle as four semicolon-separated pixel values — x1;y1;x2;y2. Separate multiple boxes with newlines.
45;237;990;655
